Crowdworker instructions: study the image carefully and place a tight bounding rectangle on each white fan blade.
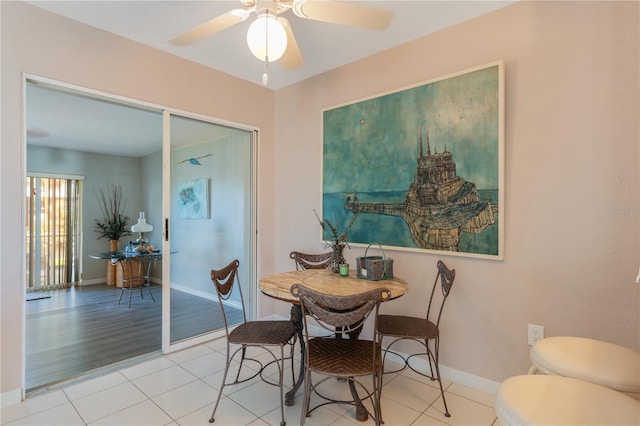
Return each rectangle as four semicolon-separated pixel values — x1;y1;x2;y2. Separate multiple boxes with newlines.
293;0;393;30
279;18;304;70
169;9;250;47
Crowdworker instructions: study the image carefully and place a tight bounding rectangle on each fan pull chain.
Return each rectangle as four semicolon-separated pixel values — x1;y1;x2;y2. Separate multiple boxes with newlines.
262;62;269;86
262;10;271;86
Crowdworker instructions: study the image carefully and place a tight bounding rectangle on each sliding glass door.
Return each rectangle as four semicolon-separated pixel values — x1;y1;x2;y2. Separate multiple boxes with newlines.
24;76;257;391
166;113;255;346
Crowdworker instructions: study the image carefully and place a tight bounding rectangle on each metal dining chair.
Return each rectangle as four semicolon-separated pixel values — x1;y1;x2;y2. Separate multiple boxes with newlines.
289;250;333;270
116;256;157;308
291;284;390;426
209;259;297;426
377;260;456;418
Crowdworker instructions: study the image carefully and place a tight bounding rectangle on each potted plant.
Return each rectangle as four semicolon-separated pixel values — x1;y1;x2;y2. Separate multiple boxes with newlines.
314;209;358;273
94;184;131;285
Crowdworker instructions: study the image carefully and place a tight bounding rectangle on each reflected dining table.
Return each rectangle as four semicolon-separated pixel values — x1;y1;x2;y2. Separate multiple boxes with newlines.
259;268;409;421
90;250;163;308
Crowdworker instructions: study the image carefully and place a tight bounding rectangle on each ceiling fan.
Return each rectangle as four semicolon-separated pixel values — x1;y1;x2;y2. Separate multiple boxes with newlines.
169;0;393;73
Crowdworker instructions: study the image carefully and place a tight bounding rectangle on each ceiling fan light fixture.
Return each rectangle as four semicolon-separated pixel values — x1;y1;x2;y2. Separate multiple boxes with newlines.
246;13;287;62
291;0;310;18
229;8;251;21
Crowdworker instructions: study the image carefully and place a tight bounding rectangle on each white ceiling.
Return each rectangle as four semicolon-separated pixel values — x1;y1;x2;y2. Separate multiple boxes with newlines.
27;82;238;157
23;0;514;156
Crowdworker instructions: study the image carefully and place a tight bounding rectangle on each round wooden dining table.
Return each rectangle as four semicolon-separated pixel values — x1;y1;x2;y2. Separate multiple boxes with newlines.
259;268;408;302
259;268;409;421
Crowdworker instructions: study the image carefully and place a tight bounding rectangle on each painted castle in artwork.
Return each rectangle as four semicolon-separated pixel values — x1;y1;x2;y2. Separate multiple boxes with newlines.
344;133;496;251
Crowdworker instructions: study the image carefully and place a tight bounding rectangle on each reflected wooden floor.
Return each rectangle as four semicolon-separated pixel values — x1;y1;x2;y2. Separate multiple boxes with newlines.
26;284;241;391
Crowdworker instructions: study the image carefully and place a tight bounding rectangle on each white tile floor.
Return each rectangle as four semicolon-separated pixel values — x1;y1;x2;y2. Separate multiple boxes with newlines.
2;338;498;425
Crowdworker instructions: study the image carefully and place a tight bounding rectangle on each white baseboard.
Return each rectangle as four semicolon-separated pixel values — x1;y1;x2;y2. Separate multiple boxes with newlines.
410;356;500;395
1;388;22;408
78;278;104;286
261;314;500;395
80;277;164;286
170;283;242;311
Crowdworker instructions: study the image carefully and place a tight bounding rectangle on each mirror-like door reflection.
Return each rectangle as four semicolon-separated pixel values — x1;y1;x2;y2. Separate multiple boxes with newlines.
169;115;253;344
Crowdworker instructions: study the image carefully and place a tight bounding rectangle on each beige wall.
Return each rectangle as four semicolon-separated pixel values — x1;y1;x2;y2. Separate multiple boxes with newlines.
1;1;277;397
274;0;639;384
2;0;639;399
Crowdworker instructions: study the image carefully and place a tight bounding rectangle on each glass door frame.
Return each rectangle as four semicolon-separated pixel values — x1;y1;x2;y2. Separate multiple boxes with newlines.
161;109;259;353
22;75;260;391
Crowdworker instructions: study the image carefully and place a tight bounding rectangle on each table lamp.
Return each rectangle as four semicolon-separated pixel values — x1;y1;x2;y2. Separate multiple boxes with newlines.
131;212;153;251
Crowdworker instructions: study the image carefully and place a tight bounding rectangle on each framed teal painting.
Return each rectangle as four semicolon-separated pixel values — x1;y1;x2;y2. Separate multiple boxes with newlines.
177;178;209;219
322;61;504;260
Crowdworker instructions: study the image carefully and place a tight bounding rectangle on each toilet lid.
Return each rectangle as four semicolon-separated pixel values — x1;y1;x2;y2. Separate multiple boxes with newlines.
495;375;640;426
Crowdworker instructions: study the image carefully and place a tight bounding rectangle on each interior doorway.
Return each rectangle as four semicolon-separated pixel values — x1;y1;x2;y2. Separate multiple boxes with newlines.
24;76;256;391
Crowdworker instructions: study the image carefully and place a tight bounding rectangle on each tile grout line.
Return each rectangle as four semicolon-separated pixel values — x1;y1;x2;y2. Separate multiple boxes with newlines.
6;341;498;425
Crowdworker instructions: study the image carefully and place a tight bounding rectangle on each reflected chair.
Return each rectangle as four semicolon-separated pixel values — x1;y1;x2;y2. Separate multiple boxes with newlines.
377;260;456;418
209;259;297;426
291;284;390;426
290;250;333;270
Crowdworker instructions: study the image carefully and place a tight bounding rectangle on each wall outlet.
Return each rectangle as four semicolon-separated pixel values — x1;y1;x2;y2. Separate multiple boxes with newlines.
528;323;544;346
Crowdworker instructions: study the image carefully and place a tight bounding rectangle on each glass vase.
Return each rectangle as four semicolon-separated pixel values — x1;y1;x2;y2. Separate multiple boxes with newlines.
331;243;345;273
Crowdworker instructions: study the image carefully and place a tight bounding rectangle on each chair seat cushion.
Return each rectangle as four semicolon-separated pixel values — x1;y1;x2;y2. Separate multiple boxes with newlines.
229;320;297;346
495;375;640;426
530;336;640;394
307;338;381;376
378;314;438;339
